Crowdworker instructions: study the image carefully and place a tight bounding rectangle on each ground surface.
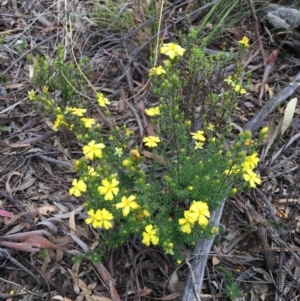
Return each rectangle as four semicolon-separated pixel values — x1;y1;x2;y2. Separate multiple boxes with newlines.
1;1;300;301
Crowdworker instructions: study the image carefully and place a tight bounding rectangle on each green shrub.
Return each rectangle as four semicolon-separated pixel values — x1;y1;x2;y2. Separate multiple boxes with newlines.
28;33;267;261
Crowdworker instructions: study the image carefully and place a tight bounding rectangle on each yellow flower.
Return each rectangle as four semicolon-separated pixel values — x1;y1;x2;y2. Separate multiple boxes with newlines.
143;136;160;148
42;86;49;93
53;114;65;131
149;66;166;76
194;141;204;150
142;225;159;246
143;210;150;217
164;60;171;66
85;209;98;228
224;75;233;85
240;88;247;95
115;195;139;216
145;106;160;116
69;179;87;197
66;107;87;117
125;128;134;137
239;36;249;48
114;147;123;157
96;92;110;107
160;43;186;59
243;153;259;170
189;201;210;226
83;140;105;160
28;89;36;101
207;123;215;131
81;118;96;129
85;208;113;229
87;166;97;177
243;170;261;188
98;178;119;200
130;149;140;159
190;130;206;141
122;158;132;167
178;210;198;233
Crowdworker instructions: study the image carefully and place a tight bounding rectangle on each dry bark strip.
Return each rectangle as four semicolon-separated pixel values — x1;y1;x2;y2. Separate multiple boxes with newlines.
182;200;225;300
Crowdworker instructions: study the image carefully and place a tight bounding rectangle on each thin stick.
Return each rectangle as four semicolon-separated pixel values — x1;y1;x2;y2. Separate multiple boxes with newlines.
247;0;266;63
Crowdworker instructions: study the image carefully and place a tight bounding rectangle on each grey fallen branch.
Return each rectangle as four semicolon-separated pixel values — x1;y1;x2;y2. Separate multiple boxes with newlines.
182;200;225;300
245;71;300;134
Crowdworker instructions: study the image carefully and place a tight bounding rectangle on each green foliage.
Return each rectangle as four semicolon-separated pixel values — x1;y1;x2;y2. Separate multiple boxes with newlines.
215;265;241;300
29;44;88;112
91;0;134;33
37;250;49;259
15;36;27;53
28;34;267;261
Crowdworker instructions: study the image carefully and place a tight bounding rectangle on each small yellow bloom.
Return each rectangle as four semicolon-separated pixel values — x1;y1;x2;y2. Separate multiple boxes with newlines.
240;88;247;95
143;210;150;217
243;170;261;188
160;43;186;59
115;195;139;216
179;210;198;233
83;140;105;160
145;106;160;116
194;141;204;150
85;208;113;229
28;89;36;101
149;66;166;76
143;136;160;148
69;179;87;197
125;128;134;137
87;166;97;177
42;86;49;93
207;123;215;131
224;76;233;85
244;153;259;170
81;118;96;129
66;107;87;117
130;149;140;159
53;114;65;131
114;147;123;157
142;224;159;246
239;36;249;48
96;92;110;107
98;178;119;200
122;158;132;167
190;130;206;142
189;201;210;226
